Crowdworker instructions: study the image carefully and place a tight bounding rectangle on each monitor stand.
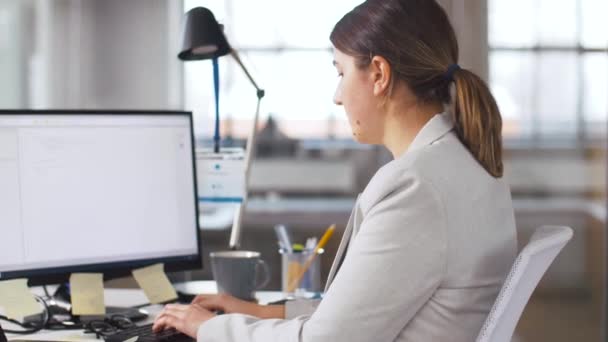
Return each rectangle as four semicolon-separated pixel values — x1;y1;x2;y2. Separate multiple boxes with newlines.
49;283;149;322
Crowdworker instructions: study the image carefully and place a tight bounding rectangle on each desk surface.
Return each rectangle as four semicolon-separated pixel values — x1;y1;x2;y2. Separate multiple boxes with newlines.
3;282;286;342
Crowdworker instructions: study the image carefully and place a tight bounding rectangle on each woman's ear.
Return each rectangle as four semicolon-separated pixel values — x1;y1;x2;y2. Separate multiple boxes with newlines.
370;56;391;97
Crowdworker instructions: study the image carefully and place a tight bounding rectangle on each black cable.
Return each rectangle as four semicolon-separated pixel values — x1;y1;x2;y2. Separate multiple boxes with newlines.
0;295;155;336
0;315;41;334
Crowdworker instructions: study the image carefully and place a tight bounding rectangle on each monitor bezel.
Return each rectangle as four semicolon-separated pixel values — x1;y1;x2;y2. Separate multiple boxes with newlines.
0;109;203;286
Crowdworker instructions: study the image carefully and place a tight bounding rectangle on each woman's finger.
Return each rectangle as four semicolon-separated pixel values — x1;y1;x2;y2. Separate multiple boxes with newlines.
153;308;185;331
152;314;179;332
159;307;187;321
153;304;215;337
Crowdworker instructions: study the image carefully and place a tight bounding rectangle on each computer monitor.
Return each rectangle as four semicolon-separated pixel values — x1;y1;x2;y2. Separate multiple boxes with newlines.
0;110;201;286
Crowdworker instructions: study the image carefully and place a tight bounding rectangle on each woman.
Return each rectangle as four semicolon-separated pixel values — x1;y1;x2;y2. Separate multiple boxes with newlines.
153;0;517;340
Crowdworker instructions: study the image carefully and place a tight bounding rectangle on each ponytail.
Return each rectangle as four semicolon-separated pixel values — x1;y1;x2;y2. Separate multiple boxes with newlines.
452;69;503;178
329;0;504;177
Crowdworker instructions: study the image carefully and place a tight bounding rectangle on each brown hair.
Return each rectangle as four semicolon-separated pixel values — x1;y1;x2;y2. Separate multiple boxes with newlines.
330;0;503;178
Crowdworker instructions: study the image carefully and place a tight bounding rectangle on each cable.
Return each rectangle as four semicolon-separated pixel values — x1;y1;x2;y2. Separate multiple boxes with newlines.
0;295;49;334
0;315;42;334
1;296;88;334
1;295;154;335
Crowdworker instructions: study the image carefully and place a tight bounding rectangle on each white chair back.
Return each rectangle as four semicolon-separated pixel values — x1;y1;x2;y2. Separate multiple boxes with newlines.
476;225;573;342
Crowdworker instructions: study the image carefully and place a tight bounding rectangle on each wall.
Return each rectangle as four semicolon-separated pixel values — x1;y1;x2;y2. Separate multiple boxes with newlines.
0;0;27;107
437;0;489;80
12;0;183;110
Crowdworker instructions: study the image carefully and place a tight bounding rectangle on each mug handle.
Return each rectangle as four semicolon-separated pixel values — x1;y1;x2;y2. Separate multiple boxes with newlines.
255;259;271;290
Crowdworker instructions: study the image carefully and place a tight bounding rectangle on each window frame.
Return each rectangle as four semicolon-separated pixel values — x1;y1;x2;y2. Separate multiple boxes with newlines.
489;0;608;147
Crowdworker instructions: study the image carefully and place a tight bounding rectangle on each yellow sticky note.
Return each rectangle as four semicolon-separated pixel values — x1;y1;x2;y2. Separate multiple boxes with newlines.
70;273;105;315
132;263;177;304
0;278;41;319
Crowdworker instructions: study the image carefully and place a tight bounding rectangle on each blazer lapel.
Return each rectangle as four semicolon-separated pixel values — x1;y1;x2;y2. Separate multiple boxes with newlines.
324;194;361;292
323;113;454;292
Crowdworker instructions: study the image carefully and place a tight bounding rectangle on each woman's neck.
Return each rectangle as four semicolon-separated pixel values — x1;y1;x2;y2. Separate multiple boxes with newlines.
382;101;444;159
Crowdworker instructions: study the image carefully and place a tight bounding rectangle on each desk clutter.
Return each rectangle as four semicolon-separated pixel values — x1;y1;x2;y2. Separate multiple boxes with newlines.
274;224;335;294
0;263;178;339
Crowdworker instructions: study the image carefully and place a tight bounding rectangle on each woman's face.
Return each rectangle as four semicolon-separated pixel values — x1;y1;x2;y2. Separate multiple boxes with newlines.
333;49;385;144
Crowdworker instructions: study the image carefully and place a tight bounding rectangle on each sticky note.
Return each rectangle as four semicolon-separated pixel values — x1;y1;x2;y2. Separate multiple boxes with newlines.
132;263;177;304
70;273;105;315
0;278;41;319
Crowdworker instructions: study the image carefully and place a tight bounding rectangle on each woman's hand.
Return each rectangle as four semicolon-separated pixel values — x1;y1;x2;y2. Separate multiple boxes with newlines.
152;303;215;338
192;293;285;319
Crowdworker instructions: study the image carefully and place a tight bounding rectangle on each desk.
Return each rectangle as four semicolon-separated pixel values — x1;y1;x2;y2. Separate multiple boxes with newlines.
2;282;285;341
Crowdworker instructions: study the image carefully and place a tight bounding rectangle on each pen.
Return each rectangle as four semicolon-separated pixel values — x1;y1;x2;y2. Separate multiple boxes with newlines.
274;224;293;253
305;237;318;251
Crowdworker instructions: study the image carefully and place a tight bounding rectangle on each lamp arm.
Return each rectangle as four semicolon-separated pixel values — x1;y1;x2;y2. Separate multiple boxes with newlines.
228;95;261;250
230;49;265;98
228;50;264;250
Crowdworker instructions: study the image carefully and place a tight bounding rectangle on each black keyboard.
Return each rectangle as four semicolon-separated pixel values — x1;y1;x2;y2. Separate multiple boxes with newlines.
104;323;194;342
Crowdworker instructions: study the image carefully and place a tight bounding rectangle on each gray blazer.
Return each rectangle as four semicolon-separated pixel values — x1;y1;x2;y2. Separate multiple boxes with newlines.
198;112;517;342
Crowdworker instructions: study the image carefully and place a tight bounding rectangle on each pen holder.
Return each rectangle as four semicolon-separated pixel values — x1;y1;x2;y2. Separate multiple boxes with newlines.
280;248;322;296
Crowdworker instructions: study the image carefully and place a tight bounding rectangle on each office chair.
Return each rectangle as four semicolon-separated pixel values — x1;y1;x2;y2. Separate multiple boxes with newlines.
476;225;573;342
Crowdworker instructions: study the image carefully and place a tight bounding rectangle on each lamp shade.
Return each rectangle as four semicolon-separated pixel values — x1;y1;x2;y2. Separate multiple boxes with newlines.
178;7;231;60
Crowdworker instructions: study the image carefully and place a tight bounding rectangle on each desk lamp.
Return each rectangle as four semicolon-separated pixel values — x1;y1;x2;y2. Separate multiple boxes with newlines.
179;7;265;250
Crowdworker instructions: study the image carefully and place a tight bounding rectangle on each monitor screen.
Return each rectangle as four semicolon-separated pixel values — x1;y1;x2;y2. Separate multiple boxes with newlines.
0;110;201;285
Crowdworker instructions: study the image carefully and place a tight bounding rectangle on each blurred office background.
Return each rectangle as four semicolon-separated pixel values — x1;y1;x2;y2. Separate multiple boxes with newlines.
0;0;606;340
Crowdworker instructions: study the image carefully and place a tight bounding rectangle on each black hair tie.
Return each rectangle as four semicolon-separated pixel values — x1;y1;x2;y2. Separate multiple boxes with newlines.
444;64;461;82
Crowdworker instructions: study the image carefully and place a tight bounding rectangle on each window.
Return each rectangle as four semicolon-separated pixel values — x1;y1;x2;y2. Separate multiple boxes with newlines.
183;0;363;141
489;0;608;143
